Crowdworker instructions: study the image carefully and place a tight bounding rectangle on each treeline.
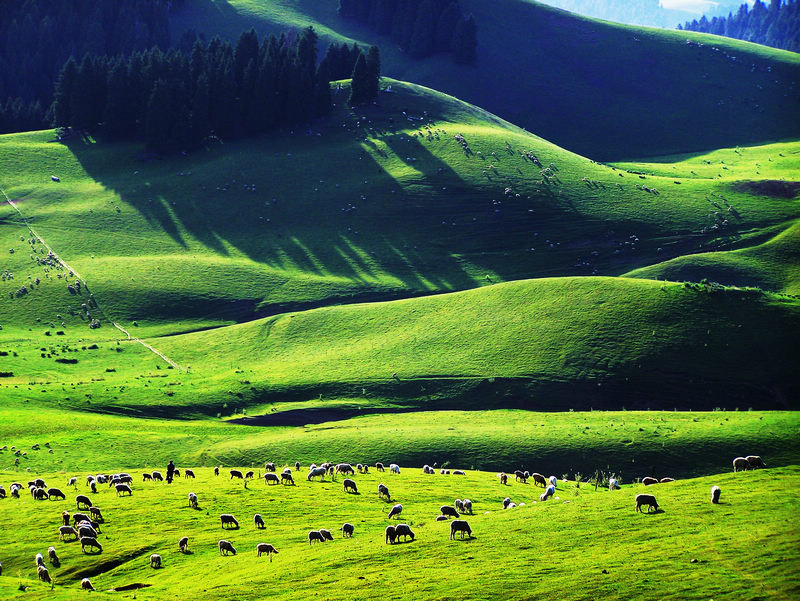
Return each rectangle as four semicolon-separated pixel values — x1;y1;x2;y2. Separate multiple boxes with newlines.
536;0;693;28
337;0;477;63
0;0;179;134
54;28;380;151
680;0;800;53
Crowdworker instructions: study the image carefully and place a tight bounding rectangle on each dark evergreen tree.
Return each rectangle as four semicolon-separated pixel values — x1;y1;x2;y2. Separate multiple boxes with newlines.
53;56;78;128
435;2;462;52
145;79;175;149
349;52;369;105
409;0;436;59
104;61;135;139
365;45;382;100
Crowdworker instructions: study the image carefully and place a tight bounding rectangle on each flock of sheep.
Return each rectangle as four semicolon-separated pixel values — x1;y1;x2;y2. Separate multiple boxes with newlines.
0;453;766;590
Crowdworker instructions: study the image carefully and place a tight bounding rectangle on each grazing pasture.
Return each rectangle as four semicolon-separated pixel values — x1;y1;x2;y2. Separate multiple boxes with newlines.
0;463;797;600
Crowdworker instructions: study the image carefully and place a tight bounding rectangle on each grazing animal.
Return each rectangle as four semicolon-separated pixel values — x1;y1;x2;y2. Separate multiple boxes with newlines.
660;478;675;483
35;553;45;567
72;513;91;526
218;539;237;555
220;514;239;529
188;492;198;509
733;457;749;472
149;553;162;568
455;499;465;513
463;499;473;514
90;481;97;493
635;494;660;513
514;470;526;483
58;525;78;540
115;483;132;496
343;478;358;493
152;471;163;481
264;462;276;472
499;473;508;485
711;485;721;504
67;477;77;488
389;464;400;474
440;469;450;475
230;469;244;480
256;543;278;560
214;466;220;476
80;536;103;553
385;525;397;544
388;503;403;519
34;488;49;500
0;486;5;499
440;505;460;518
450;520;472;539
78;525;98;539
452;470;466;476
532;473;547;487
264;473;279;485
184;469;195;479
308;530;326;544
394;524;415;542
548;476;557;488
319;529;334;541
336;463;355;475
48;546;59;565
81;578;94;591
307;467;327;481
281;472;295;485
746;456;765;469
502;497;513;509
76;494;92;509
376;462;385;472
295;461;300;471
341;523;354;537
642;477;658;486
179;536;189;552
89;507;103;522
254;514;265;529
61;511;70;526
435;515;449;521
378;483;391;500
609;479;620;490
244;471;254;479
142;472;152;481
38;565;51;583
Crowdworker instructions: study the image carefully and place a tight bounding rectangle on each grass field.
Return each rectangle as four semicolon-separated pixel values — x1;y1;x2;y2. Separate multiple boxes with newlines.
172;0;800;159
1;80;798;413
1;408;797;477
0;462;797;600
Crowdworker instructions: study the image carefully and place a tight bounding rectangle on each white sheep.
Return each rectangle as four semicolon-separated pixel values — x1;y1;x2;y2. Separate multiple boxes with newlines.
387;503;403;519
389;464;400;474
35;553;45;567
149;553;162;568
711;485;721;504
609;478;620;490
188;492;198;508
48;546;59;565
463;499;473;514
218;539;237;555
179;536;189;552
81;578;94;590
67;476;77;487
38;565;51;583
548;476;558;488
256;542;278;560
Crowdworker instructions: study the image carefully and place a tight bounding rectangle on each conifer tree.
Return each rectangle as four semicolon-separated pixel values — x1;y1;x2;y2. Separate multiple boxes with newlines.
348;52;369;105
452;14;477;64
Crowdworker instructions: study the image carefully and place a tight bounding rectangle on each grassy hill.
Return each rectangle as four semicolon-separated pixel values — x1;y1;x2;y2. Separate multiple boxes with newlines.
1;80;798;414
172;0;800;160
0;462;797;600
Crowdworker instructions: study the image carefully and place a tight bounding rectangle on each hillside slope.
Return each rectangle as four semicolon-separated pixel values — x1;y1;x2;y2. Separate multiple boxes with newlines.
2;81;797;339
173;0;800;159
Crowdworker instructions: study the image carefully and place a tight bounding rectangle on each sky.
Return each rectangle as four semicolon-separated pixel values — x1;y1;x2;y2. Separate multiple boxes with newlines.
661;0;750;15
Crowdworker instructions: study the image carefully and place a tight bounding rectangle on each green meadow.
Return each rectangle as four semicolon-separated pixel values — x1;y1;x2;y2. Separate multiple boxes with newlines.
0;463;797;601
1;2;799;599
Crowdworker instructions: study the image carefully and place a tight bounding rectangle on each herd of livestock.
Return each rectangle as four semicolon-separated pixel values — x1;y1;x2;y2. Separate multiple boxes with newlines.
0;453;766;590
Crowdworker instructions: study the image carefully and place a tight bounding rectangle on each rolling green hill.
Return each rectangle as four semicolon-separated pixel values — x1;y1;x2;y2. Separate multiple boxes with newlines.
1;80;798;415
171;0;800;160
0;462;797;601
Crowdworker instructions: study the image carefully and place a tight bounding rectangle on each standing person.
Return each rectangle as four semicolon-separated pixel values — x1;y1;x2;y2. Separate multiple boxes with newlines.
166;460;175;484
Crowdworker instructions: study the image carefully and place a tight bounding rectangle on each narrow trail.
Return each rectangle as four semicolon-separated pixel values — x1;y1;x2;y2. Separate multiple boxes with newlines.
1;186;186;371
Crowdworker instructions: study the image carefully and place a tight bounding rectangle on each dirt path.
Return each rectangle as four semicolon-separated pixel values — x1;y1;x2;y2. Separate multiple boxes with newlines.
1;186;185;371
